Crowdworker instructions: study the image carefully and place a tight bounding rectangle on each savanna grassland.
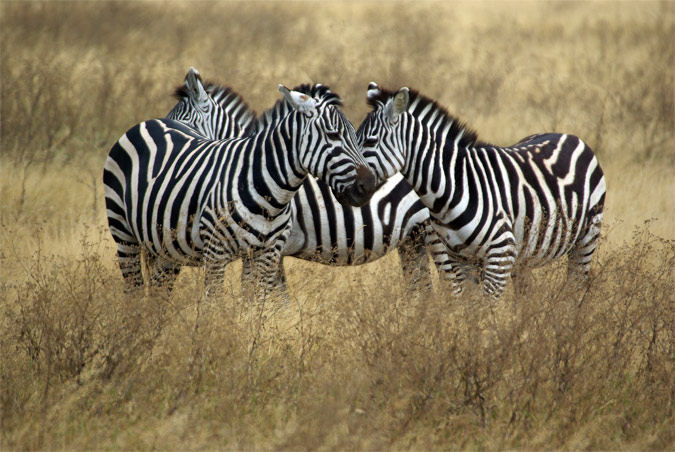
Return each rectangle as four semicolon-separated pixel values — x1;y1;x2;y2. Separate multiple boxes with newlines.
1;1;674;450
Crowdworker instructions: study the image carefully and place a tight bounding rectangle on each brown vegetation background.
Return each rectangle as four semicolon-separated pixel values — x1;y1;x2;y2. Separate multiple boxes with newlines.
1;1;673;450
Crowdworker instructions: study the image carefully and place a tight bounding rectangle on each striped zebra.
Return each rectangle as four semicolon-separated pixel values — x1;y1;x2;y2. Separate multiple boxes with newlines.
103;82;376;300
170;76;433;290
358;82;606;298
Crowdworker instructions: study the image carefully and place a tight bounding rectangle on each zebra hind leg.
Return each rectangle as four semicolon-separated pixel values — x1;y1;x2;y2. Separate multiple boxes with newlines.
567;214;603;287
482;242;516;299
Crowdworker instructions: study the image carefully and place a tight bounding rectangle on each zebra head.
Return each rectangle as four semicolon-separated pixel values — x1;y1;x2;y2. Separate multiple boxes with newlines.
278;84;376;207
357;82;411;183
166;67;246;140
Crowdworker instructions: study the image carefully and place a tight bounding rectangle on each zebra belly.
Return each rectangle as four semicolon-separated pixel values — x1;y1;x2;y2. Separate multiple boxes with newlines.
434;209;580;266
432;222;497;262
288;244;396;266
135;179;208;265
198;201;295;259
284;174;429;265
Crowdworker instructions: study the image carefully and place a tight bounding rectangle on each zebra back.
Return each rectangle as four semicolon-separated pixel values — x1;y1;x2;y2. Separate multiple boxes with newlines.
203;81;257;132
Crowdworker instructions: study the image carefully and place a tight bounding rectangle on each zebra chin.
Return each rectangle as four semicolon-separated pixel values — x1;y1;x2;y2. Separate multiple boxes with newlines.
332;165;377;207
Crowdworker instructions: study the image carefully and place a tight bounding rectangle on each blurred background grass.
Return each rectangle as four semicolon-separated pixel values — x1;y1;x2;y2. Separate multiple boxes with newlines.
1;0;673;247
1;1;673;450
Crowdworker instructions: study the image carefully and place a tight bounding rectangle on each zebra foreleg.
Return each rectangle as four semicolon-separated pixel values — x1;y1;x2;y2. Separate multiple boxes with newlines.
149;257;182;293
202;243;235;305
241;254;287;296
115;240;145;294
275;259;288;290
480;216;517;299
511;267;533;298
247;249;290;305
240;254;254;293
424;226;464;295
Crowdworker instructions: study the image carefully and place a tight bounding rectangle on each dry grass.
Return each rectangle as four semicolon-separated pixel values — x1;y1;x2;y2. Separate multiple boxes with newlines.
1;1;673;450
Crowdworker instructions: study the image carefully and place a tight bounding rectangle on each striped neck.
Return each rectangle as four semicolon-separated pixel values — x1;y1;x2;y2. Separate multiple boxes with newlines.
393;93;486;210
367;87;483;150
254;111;309;209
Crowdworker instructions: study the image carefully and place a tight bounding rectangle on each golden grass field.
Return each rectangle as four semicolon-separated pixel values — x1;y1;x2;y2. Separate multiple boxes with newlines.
1;1;673;450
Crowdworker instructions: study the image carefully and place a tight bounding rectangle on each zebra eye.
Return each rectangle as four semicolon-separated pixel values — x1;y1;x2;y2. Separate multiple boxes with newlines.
364;136;378;146
326;130;341;141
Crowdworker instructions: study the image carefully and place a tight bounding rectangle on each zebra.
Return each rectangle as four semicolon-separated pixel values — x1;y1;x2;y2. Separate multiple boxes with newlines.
169;75;433;291
103;82;376;300
358;82;606;298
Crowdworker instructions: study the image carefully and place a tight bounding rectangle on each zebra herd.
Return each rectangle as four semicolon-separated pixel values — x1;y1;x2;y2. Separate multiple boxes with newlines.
103;68;606;301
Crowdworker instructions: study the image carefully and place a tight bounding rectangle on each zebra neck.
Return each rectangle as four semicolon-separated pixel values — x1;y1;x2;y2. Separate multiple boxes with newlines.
401;122;474;214
244;126;307;216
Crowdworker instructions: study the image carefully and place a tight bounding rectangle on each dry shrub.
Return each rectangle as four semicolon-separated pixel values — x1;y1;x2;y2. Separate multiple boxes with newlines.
1;1;674;450
1;222;673;450
2;235;164;385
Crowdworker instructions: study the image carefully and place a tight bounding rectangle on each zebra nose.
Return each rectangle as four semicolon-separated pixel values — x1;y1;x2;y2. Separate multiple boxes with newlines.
356;165;377;197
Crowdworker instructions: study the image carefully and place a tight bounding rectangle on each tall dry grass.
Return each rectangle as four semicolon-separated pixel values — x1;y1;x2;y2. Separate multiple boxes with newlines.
1;1;673;450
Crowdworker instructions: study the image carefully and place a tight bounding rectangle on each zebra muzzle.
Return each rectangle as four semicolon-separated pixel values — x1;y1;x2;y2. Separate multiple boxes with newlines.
334;165;377;207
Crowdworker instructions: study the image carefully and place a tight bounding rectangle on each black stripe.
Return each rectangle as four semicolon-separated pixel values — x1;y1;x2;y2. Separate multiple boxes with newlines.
317;181;339;263
301;178;323;256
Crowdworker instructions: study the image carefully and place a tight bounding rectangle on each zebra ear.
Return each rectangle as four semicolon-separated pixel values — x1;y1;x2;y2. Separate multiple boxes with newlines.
185;67;208;101
386;87;409;123
279;84;317;116
367;82;381;100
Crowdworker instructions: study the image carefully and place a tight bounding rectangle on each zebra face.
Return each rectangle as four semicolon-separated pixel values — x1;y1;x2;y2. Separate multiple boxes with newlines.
357;83;411;183
317;108;377;207
279;85;377;207
166;67;228;140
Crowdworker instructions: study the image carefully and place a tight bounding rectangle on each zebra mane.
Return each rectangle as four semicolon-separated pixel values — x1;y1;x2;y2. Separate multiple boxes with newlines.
249;84;343;135
173;80;257;131
367;87;484;149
